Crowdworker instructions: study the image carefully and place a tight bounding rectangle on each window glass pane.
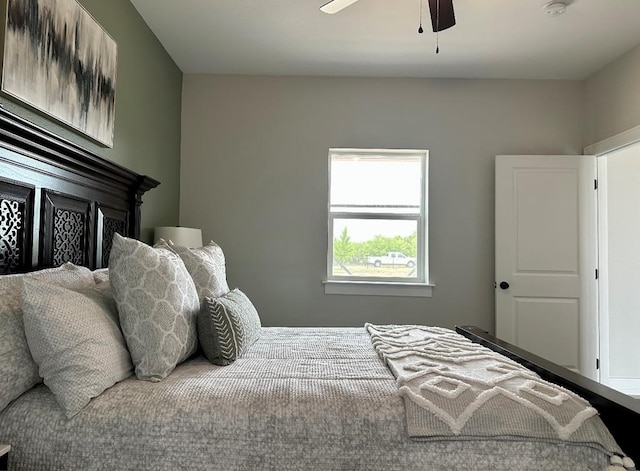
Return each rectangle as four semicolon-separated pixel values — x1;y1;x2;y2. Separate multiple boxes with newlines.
330;154;421;214
331;218;418;279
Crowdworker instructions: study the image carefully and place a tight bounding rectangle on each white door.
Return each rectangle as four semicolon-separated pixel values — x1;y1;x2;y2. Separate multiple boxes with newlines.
495;155;598;379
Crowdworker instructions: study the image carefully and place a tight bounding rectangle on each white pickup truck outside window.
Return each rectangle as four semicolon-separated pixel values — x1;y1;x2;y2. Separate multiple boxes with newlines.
324;148;432;297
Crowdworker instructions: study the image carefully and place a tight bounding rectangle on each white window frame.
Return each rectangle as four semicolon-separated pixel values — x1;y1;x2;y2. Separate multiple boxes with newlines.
324;148;433;297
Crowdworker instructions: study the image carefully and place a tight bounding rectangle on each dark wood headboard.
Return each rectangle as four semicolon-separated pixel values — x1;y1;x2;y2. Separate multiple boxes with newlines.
0;106;159;274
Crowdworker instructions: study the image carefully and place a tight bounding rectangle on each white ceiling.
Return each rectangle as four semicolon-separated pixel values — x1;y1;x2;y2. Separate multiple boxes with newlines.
129;0;640;80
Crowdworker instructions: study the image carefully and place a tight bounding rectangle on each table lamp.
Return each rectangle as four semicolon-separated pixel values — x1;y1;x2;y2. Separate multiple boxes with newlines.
154;226;203;248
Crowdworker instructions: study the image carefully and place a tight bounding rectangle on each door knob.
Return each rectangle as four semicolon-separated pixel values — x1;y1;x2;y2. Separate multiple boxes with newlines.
499;281;510;290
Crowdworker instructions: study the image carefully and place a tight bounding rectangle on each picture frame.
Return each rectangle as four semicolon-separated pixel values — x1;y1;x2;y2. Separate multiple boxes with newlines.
0;0;117;147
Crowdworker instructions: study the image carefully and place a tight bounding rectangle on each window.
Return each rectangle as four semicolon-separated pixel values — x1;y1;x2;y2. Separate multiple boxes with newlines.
325;148;432;297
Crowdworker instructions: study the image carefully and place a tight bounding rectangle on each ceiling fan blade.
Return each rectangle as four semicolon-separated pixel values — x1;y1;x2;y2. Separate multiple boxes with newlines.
427;0;456;32
320;0;359;14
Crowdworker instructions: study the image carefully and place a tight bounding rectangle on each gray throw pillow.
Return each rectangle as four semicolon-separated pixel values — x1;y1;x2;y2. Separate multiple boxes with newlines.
109;233;199;381
0;263;95;413
22;279;133;418
156;239;230;300
199;288;261;366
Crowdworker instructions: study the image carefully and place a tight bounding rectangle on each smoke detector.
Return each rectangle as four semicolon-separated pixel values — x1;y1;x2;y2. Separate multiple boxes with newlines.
543;1;567;16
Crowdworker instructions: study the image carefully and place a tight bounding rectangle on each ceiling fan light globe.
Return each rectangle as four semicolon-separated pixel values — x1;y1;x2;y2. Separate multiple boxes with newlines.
320;0;359;14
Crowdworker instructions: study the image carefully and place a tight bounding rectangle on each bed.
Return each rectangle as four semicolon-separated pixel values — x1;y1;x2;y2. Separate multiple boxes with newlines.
0;107;638;470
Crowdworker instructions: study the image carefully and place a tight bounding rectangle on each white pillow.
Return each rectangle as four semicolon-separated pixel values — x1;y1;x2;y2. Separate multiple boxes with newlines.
22;278;133;418
109;233;199;381
156;239;230;300
0;263;96;413
92;267;110;284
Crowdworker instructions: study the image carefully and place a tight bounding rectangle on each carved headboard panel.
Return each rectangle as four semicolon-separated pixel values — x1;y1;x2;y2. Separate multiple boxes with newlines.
0;107;159;274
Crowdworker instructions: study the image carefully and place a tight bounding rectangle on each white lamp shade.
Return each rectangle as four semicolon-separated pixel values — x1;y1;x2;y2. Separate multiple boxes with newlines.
154;226;203;248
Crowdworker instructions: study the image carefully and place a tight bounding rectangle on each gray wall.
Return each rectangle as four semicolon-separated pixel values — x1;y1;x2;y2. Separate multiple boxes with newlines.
0;0;183;242
585;42;640;146
180;75;584;329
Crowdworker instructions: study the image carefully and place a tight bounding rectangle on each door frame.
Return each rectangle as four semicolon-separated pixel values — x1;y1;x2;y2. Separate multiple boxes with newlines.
586;123;640;393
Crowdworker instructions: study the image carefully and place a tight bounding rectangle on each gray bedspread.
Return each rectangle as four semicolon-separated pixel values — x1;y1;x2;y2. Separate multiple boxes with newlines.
0;327;615;470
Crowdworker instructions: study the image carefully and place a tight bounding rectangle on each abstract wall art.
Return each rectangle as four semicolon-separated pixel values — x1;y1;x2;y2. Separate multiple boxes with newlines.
0;0;117;147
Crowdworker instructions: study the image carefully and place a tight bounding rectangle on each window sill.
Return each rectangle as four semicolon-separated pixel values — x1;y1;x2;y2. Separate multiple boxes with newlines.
323;280;434;297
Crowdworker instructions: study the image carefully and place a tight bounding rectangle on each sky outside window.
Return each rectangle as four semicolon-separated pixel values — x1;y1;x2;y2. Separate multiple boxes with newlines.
330;155;422;241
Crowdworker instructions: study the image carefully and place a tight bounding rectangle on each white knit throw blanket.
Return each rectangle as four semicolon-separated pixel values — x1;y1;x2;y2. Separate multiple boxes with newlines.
365;324;624;456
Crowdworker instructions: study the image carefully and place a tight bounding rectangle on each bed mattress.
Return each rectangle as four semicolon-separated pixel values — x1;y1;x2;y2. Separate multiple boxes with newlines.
0;327;613;470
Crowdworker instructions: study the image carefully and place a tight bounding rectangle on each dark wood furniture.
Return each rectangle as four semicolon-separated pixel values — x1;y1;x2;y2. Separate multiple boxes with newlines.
0;106;158;274
0;444;9;471
456;325;640;463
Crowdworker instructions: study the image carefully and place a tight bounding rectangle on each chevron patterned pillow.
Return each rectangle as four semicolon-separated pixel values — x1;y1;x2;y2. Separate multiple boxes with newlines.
198;289;261;366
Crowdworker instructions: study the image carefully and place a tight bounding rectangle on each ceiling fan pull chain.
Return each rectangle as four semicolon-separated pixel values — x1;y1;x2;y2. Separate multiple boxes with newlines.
418;0;424;33
435;0;440;53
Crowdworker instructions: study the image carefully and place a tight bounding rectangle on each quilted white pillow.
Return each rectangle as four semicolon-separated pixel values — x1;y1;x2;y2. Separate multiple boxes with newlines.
92;267;110;284
0;263;95;413
156;239;230;300
22;279;133;418
109;233;199;381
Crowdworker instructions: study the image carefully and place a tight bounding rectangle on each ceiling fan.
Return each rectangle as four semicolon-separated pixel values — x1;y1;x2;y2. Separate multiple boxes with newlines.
320;0;456;33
